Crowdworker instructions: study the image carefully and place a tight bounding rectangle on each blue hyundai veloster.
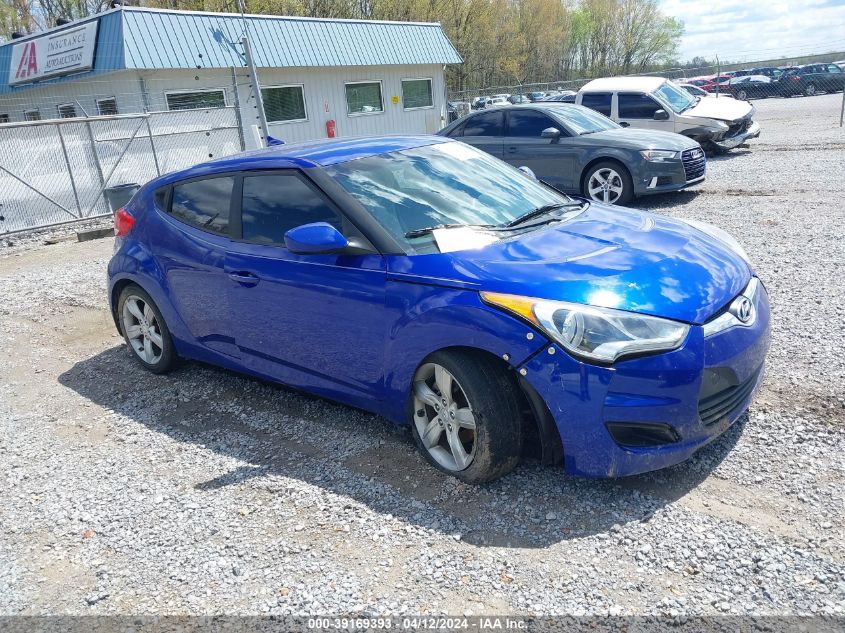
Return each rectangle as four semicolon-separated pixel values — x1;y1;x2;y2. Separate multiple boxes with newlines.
108;136;770;483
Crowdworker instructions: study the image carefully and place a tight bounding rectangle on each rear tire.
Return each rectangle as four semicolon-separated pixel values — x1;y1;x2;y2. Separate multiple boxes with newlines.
804;83;817;96
117;284;177;374
582;161;634;205
410;350;522;484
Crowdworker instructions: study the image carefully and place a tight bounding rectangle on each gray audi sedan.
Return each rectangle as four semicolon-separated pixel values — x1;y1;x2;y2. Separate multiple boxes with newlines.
437;103;705;205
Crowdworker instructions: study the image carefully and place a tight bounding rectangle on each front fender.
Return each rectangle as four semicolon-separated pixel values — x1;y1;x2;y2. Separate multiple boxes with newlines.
380;281;549;423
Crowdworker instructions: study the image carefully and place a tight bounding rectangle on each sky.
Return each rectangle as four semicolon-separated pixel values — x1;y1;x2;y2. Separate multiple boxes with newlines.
659;0;845;62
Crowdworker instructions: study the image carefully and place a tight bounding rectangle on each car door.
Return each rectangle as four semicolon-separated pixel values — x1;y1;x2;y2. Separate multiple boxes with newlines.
151;175;239;360
617;92;672;132
453;110;504;159
824;64;843;92
502;108;577;191
224;169;388;405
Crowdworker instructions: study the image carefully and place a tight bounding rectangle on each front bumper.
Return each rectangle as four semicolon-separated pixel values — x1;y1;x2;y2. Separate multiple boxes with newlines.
714;120;761;150
517;280;771;478
633;156;706;196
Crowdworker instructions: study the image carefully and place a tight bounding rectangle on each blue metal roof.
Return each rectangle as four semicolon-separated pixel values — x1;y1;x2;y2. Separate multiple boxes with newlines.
0;7;461;95
122;8;462;69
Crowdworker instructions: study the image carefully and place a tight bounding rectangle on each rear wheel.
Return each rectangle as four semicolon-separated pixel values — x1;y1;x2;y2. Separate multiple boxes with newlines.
410;351;522;483
583;161;633;205
118;284;176;374
805;83;817;96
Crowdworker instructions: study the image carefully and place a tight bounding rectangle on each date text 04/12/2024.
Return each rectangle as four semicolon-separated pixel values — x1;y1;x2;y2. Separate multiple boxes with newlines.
307;617;528;630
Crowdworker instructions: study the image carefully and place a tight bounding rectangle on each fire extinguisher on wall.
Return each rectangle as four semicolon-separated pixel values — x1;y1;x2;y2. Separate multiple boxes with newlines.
326;119;336;138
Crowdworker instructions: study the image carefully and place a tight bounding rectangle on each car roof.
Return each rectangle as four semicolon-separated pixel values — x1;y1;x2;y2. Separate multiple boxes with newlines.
214;135;447;168
580;76;666;92
153;135;450;186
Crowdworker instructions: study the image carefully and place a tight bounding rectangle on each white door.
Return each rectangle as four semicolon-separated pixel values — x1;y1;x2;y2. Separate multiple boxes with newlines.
616;92;674;132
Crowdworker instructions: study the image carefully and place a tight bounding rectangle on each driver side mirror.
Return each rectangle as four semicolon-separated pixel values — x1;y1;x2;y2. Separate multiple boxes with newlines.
284;222;373;256
653;109;670;121
541;127;561;141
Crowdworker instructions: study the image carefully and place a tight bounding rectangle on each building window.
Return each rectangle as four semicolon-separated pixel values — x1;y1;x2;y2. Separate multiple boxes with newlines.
402;78;433;109
57;103;77;119
261;85;307;123
345;81;383;115
24;109;41;121
97;97;119;116
165;89;227;111
0;114;9;123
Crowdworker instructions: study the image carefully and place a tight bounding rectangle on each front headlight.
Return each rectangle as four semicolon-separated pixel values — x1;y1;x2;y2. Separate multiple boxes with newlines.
639;150;679;162
682;218;751;264
480;292;690;364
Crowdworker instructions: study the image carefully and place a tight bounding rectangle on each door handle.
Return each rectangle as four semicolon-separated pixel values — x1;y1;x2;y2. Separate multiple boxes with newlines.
619;122;630;127
228;271;260;287
507;146;518;153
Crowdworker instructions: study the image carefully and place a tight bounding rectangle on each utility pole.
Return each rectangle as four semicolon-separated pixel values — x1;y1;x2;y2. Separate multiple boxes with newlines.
242;35;270;148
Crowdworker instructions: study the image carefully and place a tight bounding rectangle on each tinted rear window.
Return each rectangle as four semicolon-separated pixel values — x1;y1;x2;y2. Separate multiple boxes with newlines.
170;177;234;236
580;92;612;116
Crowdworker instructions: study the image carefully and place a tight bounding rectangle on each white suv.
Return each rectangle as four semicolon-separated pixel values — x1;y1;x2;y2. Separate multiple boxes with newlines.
575;77;761;152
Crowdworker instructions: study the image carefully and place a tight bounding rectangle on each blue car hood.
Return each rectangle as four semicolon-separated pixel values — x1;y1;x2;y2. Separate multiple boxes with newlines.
387;203;751;325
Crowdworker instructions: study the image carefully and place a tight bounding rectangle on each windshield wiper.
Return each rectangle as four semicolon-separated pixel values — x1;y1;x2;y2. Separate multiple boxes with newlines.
505;201;586;228
404;223;499;238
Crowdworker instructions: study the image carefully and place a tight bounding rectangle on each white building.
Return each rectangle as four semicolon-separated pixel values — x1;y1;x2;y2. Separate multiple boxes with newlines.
0;6;462;148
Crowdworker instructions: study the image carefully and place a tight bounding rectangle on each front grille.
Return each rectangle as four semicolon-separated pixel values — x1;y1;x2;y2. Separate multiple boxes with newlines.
698;365;763;426
725;117;751;138
682;148;706;181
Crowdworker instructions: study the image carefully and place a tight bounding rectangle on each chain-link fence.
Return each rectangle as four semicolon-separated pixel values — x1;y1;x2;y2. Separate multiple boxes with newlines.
0;107;242;234
449;57;845;115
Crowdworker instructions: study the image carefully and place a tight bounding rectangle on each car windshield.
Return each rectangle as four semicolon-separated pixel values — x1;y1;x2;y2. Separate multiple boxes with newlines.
654;81;697;113
325;141;574;253
554;105;619;134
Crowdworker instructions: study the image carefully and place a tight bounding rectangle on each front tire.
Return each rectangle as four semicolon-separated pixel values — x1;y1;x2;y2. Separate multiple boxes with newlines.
736;89;748;101
583;161;634;205
117;284;176;374
410;351;522;484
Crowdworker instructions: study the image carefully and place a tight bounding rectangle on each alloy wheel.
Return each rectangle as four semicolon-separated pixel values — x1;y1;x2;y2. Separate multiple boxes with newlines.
587;167;625;204
121;295;164;365
412;363;477;471
806;84;816;96
737;89;748;100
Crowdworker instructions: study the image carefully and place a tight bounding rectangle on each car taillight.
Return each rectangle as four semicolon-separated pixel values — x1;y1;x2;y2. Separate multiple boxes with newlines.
790;75;801;81
114;208;135;237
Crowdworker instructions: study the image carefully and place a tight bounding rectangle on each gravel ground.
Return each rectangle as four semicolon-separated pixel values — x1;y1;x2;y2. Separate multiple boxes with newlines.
0;93;843;620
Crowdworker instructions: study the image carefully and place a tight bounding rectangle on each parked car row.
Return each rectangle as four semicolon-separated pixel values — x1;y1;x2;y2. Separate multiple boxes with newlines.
684;62;844;99
471;89;577;109
439;75;762;207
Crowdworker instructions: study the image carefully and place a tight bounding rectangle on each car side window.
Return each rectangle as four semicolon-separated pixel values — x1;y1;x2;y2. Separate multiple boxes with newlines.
618;93;661;119
828;65;842;73
240;173;343;246
170;176;234;236
462;111;504;136
506;110;559;137
580;92;612;116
